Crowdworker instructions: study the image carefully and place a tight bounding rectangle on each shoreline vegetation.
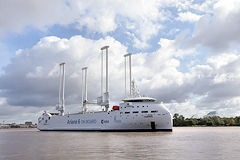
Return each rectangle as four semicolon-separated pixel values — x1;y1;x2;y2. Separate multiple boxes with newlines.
0;123;37;129
173;113;240;127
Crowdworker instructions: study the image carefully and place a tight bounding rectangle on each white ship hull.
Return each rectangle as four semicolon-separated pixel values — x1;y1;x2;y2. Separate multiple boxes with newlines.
38;103;172;131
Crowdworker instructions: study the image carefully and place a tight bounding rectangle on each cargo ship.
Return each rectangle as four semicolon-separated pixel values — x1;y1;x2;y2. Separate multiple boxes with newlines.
37;46;172;131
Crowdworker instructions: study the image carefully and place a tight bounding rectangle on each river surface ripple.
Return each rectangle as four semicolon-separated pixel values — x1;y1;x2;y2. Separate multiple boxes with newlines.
0;127;239;160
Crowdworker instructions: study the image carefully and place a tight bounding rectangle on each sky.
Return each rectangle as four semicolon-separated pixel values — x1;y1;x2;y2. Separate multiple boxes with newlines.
1;0;240;123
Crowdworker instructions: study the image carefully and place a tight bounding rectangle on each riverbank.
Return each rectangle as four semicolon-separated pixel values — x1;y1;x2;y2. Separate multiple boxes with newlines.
173;113;240;126
0;123;37;129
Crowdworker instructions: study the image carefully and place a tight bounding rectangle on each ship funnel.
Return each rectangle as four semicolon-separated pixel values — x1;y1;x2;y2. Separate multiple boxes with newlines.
97;46;110;111
81;67;88;113
56;62;66;116
124;53;132;97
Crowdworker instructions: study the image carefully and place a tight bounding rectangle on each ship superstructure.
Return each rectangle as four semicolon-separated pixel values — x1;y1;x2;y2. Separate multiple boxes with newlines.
37;46;172;131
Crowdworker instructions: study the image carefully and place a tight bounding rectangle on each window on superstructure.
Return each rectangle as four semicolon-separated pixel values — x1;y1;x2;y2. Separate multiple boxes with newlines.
125;112;130;114
151;110;158;113
141;111;148;113
133;111;139;113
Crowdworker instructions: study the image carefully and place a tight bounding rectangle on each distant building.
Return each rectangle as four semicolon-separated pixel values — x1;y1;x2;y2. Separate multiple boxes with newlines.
204;111;217;117
25;121;32;125
0;124;10;129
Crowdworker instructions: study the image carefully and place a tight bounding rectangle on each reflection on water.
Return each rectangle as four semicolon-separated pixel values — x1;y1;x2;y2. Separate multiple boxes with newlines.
0;127;240;160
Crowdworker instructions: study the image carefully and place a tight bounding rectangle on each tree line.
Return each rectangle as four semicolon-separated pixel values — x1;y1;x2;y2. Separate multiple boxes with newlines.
173;113;240;126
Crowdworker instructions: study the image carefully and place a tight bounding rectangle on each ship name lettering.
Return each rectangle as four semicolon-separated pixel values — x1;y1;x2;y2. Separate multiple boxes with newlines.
67;119;78;124
81;119;97;124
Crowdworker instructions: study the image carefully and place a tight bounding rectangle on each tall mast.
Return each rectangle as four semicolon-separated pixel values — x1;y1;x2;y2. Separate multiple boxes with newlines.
124;53;132;97
124;56;127;97
62;63;65;111
58;64;62;107
100;46;110;111
101;50;103;98
81;67;88;113
81;68;84;110
129;54;132;96
56;62;66;116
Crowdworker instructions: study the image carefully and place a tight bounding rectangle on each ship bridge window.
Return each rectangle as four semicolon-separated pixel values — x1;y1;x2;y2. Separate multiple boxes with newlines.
133;111;139;113
151;110;158;113
141;111;148;113
125;112;130;114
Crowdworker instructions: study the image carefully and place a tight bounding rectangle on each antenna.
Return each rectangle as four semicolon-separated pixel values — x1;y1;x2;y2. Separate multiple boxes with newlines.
124;53;132;97
81;67;88;113
56;62;66;116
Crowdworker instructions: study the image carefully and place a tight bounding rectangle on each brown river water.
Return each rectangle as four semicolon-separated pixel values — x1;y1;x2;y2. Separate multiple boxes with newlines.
0;127;239;160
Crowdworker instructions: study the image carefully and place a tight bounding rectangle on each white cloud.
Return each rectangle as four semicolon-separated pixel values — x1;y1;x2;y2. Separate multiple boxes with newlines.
0;0;167;48
76;10;117;34
207;53;238;69
191;0;217;13
188;0;240;51
0;0;74;35
26;66;44;78
177;11;202;23
1;0;212;49
166;101;207;118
